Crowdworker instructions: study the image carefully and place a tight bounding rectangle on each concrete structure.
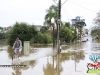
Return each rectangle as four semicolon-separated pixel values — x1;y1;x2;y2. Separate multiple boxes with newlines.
24;41;30;56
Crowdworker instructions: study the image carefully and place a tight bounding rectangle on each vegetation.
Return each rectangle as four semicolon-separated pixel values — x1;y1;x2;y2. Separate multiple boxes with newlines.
93;10;100;26
2;4;77;46
40;26;48;34
0;33;5;39
91;10;100;37
0;27;5;39
43;4;76;43
4;22;75;46
5;22;38;46
44;4;58;26
5;22;53;46
91;27;100;37
30;32;52;44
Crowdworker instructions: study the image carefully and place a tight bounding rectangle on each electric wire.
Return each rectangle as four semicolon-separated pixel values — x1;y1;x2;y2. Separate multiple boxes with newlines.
62;7;72;20
68;1;98;13
53;0;98;13
53;0;71;21
61;0;69;6
73;0;100;7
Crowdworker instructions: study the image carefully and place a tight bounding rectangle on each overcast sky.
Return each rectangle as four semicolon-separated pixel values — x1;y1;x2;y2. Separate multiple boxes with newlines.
0;0;100;29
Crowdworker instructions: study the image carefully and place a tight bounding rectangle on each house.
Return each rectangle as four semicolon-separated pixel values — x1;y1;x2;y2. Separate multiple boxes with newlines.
0;29;4;33
34;25;42;31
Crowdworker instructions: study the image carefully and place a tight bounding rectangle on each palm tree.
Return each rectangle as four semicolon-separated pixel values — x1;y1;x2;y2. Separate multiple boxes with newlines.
44;5;58;46
44;4;58;27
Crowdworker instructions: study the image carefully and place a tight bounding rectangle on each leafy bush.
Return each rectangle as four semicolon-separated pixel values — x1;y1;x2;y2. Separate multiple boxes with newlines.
6;22;38;46
0;33;5;39
40;26;48;33
30;32;52;44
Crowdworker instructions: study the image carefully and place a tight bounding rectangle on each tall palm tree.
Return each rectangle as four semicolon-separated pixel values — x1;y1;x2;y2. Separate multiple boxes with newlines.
44;4;58;27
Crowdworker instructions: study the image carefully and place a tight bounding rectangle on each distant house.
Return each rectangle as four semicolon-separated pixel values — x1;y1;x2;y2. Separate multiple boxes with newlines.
34;25;57;31
0;29;3;33
34;25;42;31
48;25;57;31
3;26;12;33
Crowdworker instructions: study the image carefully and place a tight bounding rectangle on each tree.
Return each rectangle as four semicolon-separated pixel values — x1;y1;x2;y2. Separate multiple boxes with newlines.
6;22;38;46
60;25;73;43
30;32;52;44
53;25;74;43
64;22;70;28
94;10;100;26
40;26;48;33
44;4;58;27
28;25;38;37
0;33;5;39
92;10;100;37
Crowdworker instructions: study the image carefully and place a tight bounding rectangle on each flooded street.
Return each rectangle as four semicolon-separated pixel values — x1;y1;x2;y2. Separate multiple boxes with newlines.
0;35;100;75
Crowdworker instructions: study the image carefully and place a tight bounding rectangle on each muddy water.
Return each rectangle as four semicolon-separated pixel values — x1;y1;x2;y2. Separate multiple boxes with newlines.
0;36;100;75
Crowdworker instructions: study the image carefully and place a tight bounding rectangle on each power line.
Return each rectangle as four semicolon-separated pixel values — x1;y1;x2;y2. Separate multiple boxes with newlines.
52;0;57;5
62;7;72;20
53;0;69;6
74;0;100;7
52;0;71;20
61;0;68;6
68;1;98;13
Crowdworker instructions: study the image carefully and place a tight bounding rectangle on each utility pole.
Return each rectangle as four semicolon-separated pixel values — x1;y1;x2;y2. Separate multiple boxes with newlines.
53;24;55;48
57;0;61;53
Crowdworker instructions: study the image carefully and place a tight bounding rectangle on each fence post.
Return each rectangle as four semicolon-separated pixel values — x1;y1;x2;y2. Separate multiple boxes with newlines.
24;41;30;56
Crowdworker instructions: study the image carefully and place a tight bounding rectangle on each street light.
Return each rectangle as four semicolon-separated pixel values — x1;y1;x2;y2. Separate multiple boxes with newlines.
51;17;55;47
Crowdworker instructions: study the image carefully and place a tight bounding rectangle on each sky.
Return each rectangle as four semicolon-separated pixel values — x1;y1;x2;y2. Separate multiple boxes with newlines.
0;0;100;29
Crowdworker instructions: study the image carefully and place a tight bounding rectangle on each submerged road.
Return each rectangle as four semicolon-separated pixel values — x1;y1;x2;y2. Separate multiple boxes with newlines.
0;35;100;75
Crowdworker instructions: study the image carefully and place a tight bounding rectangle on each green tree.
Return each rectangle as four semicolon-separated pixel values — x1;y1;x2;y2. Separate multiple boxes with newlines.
91;27;100;37
0;27;3;29
0;33;5;39
93;10;100;37
52;25;74;43
94;10;100;26
64;22;70;28
40;26;48;33
60;25;73;43
28;25;37;37
30;32;52;44
6;22;38;46
44;4;58;26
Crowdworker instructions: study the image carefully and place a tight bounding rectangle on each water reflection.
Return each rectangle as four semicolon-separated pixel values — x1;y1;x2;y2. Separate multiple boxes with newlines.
43;50;85;75
31;44;52;48
43;57;56;75
61;51;85;63
61;42;87;52
43;54;62;75
11;60;37;75
11;62;22;75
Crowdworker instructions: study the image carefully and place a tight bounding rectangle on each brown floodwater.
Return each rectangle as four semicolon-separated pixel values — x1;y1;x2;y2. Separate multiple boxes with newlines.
0;36;100;75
